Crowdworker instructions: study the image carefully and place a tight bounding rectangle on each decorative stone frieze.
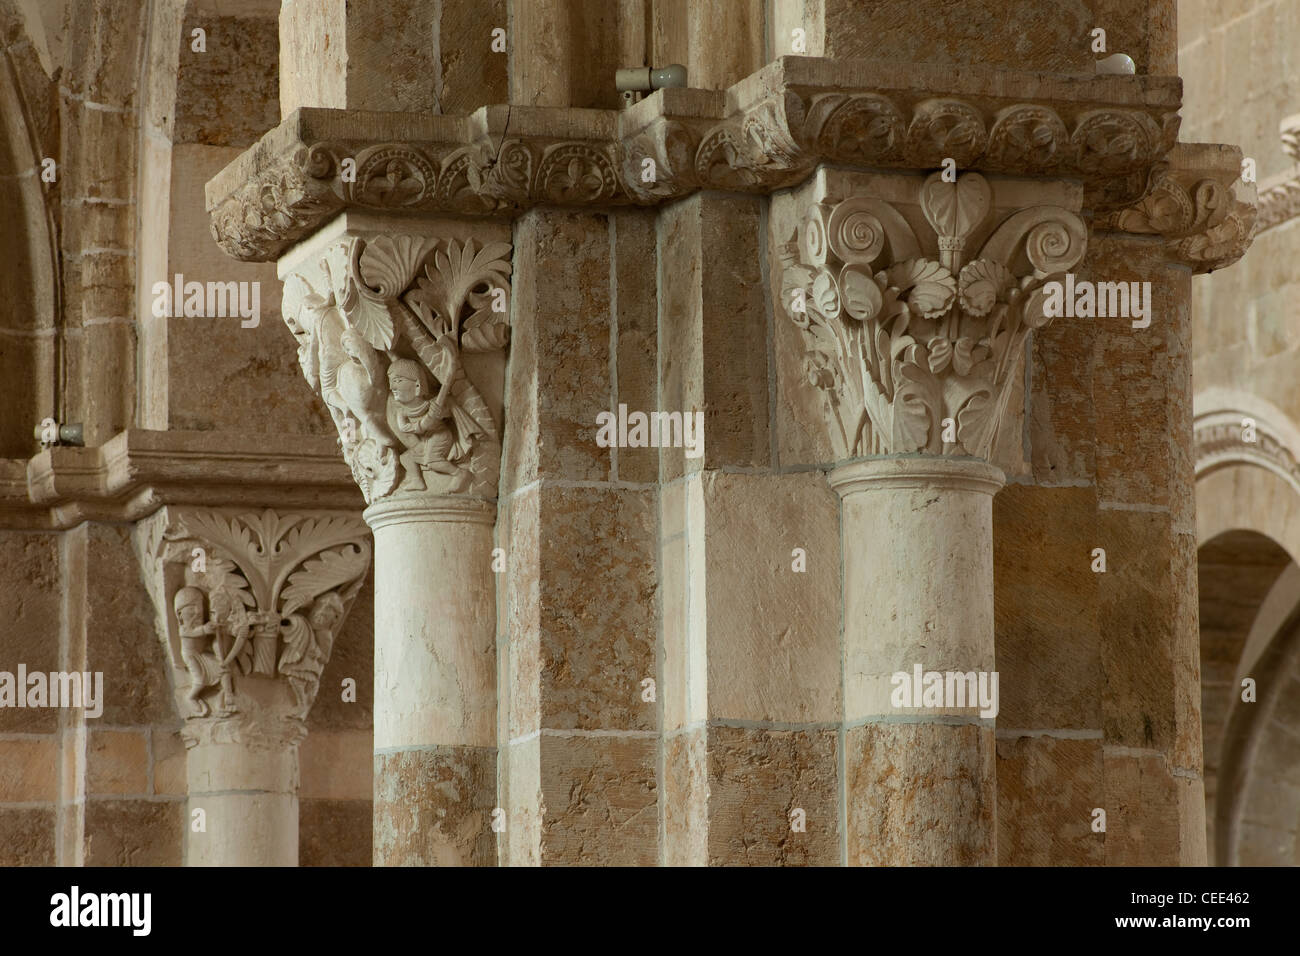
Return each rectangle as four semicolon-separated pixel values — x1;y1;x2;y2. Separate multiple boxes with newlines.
778;170;1086;460
208;57;1181;261
281;233;512;503
1194;410;1300;492
2;430;360;531
136;507;371;745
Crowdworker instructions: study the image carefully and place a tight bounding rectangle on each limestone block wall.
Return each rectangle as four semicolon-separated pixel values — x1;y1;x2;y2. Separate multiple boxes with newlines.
0;0;375;868
0;0;1264;868
1180;0;1300;864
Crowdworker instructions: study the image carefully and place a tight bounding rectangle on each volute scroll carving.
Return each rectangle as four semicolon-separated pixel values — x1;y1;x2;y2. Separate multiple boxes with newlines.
780;171;1087;462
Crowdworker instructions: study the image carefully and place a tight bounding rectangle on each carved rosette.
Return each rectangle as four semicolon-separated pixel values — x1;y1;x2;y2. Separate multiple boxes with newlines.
282;234;512;504
780;171;1087;460
136;508;371;747
209;80;1180;261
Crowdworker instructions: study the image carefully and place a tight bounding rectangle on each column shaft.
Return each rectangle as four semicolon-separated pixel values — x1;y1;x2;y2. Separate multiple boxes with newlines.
835;457;1003;866
187;740;298;866
367;496;497;866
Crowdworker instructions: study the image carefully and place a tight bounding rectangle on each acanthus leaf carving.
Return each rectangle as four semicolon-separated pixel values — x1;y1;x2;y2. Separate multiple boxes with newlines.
781;171;1086;461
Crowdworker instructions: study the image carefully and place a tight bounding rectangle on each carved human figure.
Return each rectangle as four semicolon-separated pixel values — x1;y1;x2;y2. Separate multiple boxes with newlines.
320;324;391;449
250;611;280;676
385;354;470;490
175;587;237;717
308;592;345;658
277;592;346;716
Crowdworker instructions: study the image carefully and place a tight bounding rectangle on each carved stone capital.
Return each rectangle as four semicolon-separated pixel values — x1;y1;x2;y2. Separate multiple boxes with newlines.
134;506;371;749
279;217;512;505
1102;142;1257;273
208;57;1180;261
1255;114;1300;235
779;168;1086;461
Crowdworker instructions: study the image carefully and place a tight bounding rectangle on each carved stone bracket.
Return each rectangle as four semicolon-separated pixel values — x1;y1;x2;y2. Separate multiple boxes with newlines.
135;507;371;748
779;169;1087;461
1256;113;1300;234
1100;142;1257;272
280;227;512;505
208;57;1181;261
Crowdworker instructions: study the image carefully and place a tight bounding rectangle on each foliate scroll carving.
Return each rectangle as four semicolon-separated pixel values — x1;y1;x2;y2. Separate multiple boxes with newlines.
1104;144;1258;272
780;171;1086;460
282;234;512;504
137;508;370;742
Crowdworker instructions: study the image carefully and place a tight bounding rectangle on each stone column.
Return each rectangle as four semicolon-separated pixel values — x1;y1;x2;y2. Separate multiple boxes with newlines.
779;166;1088;864
184;722;302;867
278;213;512;865
832;457;1003;864
208;40;1248;866
364;496;496;866
136;506;371;866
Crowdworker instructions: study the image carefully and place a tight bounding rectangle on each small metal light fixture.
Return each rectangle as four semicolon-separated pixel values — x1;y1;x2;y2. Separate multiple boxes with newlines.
615;63;687;106
34;418;84;448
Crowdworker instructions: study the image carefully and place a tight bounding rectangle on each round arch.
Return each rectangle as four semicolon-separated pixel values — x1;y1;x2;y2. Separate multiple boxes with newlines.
1196;400;1300;865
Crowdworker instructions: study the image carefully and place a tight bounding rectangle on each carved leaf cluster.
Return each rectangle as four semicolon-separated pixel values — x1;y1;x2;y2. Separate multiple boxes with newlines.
781;171;1087;460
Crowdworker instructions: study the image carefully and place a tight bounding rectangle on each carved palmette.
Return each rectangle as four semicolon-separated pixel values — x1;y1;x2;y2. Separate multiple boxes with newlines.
283;234;512;504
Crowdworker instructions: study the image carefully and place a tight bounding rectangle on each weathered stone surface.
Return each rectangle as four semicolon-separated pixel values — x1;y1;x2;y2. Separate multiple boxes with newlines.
1098;510;1179;752
657;199;704;483
84;800;183;866
435;0;508;114
0;532;61;733
505;486;541;741
299;797;372;866
308;568;374;730
507;210;612;487
1090;237;1190;510
373;746;495;866
783;0;1176;74
87;728;149;796
846;722;996;866
175;15;279;148
151;726;187;796
0;736;59;802
539;734;657;866
85;524;175;726
539;485;657;731
300;729;373;800
996;735;1103;865
1102;750;1181;866
501;735;541;867
994;485;1102;730
663;726;707;866
703;472;840;723
707;725;838;866
0;807;56;866
166;145;330;436
612;207;660;484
